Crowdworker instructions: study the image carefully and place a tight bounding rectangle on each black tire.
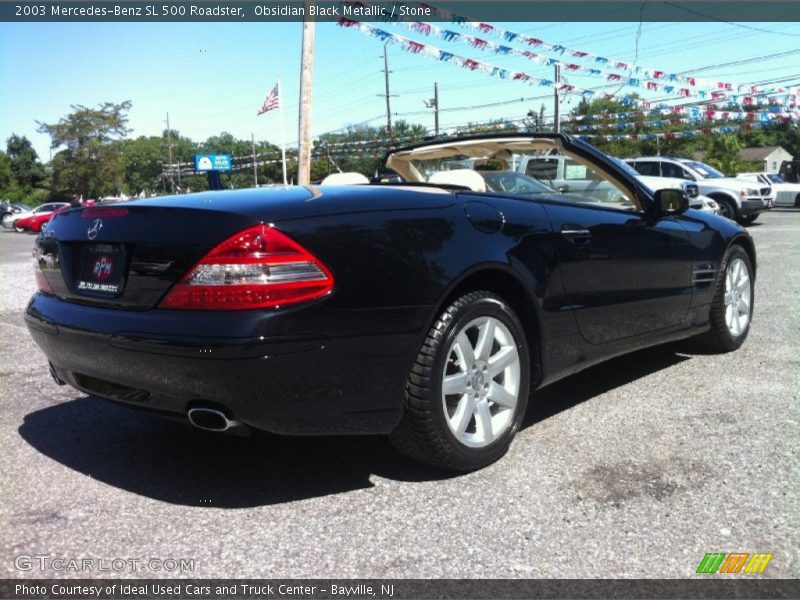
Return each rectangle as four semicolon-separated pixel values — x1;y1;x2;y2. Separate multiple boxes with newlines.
794;194;800;208
695;245;754;353
738;214;758;226
13;221;25;233
716;198;737;221
390;291;530;471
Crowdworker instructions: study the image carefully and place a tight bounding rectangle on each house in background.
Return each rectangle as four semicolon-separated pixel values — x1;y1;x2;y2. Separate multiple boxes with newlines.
693;146;794;173
738;146;793;172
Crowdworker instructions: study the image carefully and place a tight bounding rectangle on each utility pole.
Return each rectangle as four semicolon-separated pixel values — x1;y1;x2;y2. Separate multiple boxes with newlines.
553;65;561;133
251;133;258;187
165;112;175;193
380;42;396;144
297;9;315;186
424;82;440;138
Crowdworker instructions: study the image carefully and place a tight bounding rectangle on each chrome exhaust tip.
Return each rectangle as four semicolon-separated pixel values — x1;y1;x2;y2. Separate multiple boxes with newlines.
187;407;239;432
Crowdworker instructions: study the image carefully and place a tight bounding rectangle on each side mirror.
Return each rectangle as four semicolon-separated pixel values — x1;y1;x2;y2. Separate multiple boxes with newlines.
557;184;570;194
653;188;689;216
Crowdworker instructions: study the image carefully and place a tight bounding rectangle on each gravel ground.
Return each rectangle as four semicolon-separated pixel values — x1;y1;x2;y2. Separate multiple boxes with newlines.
0;210;797;579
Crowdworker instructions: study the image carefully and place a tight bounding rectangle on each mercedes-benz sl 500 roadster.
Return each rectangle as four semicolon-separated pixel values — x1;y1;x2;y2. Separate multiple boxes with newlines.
26;134;755;470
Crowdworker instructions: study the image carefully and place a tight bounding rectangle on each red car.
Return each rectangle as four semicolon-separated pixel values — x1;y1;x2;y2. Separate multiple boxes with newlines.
13;204;70;232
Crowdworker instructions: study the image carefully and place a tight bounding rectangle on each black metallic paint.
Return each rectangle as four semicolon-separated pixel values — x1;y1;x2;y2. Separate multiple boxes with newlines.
26;134;754;435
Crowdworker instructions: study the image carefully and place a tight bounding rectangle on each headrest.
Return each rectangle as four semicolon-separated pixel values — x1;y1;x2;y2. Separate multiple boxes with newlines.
320;172;370;186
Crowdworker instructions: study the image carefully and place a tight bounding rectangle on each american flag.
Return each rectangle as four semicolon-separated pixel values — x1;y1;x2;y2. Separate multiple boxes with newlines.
257;82;280;115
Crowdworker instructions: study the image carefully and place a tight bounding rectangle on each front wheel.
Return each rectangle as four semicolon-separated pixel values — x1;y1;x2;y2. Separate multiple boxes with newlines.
13;221;25;233
695;245;754;352
738;214;758;226
390;291;530;471
715;198;737;221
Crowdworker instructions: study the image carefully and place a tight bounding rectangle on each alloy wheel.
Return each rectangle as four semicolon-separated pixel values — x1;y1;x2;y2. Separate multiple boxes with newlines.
441;316;521;448
724;257;751;337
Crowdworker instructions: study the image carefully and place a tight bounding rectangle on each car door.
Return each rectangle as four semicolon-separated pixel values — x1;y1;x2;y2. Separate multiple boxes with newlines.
541;192;694;346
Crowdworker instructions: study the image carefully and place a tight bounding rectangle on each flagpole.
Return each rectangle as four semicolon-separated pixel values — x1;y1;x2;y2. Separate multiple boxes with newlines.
278;75;288;185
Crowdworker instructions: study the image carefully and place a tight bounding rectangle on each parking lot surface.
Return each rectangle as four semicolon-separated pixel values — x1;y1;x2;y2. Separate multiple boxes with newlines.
1;211;798;579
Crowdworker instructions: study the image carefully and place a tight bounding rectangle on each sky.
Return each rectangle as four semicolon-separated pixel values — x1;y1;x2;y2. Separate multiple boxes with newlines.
1;15;799;161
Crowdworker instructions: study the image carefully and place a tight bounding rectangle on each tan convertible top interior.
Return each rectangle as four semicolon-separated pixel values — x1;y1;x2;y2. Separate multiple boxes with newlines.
386;137;562;183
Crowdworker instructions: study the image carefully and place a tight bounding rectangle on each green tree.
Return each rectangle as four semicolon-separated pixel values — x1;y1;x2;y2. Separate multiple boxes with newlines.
0;151;13;196
6;135;45;190
704;134;745;175
37;101;132;198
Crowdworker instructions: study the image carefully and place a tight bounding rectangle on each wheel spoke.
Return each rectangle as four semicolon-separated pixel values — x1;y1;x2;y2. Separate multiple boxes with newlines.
488;345;518;377
453;332;475;370
451;394;476;435
736;274;750;293
739;293;750;312
474;318;496;363
443;372;468;396
488;382;517;409
474;399;494;442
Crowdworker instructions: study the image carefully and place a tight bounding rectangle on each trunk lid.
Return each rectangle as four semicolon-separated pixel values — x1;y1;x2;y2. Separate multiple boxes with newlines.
36;185;454;310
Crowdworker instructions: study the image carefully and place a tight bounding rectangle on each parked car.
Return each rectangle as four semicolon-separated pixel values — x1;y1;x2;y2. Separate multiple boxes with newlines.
1;202;31;228
735;172;776;208
12;204;71;233
27;133;755;471
738;172;800;208
5;202;70;232
610;158;719;215
517;153;719;214
623;157;770;224
779;160;799;184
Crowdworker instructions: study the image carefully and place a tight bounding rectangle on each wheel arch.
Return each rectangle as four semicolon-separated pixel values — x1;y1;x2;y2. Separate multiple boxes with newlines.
729;233;757;277
425;264;544;388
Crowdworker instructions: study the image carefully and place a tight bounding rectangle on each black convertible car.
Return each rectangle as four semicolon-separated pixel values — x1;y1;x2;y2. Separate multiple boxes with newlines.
26;134;755;470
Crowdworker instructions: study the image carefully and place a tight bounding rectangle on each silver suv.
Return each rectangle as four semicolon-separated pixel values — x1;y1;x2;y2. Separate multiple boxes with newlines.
624;157;770;224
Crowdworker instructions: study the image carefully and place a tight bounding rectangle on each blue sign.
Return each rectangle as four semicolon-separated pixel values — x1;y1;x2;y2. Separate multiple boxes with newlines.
194;154;232;173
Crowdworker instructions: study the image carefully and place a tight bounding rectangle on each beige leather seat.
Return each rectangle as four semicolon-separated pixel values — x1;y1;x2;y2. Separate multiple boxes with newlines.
428;169;487;192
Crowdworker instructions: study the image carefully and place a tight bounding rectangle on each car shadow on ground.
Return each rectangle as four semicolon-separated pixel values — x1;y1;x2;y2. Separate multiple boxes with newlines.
19;345;690;508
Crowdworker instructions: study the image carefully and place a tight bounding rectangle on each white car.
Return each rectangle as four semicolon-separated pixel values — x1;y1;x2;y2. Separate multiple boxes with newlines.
611;158;719;215
738;172;800;208
517;154;718;213
624;157;771;224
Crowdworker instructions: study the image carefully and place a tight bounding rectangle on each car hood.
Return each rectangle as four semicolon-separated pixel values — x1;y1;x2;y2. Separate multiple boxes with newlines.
696;177;761;190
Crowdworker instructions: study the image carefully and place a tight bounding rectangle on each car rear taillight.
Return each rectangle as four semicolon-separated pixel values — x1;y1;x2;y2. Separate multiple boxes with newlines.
159;224;334;310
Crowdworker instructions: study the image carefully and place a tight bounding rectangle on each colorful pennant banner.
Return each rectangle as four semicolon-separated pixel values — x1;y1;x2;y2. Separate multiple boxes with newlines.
384;1;799;95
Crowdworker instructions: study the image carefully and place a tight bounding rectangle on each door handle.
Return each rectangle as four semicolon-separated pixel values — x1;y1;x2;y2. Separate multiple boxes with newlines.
561;225;591;239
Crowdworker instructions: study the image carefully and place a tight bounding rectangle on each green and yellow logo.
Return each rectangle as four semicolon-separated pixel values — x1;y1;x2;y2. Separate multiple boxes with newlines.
696;552;773;574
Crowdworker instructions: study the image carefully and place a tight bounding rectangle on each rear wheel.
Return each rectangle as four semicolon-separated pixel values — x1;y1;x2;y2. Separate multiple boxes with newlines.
695;245;754;352
390;291;530;471
794;194;800;208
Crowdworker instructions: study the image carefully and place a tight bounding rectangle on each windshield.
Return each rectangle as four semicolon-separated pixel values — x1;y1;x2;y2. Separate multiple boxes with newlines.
480;171;553;195
766;174;785;184
678;160;725;179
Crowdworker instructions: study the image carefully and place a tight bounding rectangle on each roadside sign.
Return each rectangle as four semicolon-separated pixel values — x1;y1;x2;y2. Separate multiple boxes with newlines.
194;154;232;173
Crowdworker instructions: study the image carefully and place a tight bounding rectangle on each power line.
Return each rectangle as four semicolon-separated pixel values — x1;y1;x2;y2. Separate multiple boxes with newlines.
664;2;800;37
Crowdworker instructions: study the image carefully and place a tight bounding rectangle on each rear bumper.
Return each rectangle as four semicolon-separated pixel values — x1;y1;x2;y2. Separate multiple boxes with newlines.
25;293;424;435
